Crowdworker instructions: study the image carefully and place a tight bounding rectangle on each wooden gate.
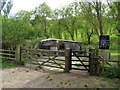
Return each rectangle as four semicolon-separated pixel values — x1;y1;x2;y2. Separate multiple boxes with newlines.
71;49;101;75
71;50;89;71
20;47;100;75
21;48;66;70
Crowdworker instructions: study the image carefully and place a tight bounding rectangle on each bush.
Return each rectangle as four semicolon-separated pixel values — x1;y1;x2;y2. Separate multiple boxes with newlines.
1;59;17;68
102;68;120;79
17;61;25;66
0;59;26;68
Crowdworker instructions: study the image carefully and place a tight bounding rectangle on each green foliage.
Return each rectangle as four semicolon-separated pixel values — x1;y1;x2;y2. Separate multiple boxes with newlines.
38;65;43;69
0;59;26;68
102;68;120;79
110;35;119;50
0;59;17;68
1;2;119;48
2;12;36;46
17;61;25;66
22;37;44;49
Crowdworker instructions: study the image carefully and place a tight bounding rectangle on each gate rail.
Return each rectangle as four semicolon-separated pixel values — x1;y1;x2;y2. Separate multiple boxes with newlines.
1;45;119;76
21;48;71;72
20;47;99;75
72;50;89;71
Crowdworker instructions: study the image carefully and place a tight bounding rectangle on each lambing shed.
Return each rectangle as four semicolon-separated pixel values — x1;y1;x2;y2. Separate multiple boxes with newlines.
35;38;82;51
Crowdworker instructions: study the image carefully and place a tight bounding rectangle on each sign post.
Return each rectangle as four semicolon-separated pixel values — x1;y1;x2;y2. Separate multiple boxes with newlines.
99;35;110;49
99;35;110;74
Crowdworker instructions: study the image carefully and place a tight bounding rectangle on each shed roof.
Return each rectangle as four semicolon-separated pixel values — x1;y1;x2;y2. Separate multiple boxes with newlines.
41;38;81;43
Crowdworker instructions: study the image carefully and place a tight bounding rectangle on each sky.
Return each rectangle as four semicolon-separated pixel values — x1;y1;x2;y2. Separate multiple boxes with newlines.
10;0;77;15
9;0;117;15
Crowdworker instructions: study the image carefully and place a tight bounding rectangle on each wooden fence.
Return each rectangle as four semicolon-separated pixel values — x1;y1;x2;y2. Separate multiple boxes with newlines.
0;45;102;75
99;50;120;68
0;49;16;60
20;47;100;75
1;44;119;76
0;45;21;61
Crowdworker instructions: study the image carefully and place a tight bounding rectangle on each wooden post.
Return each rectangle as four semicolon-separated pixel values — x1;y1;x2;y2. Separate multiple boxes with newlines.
89;49;95;76
65;48;72;73
15;44;21;61
99;50;105;74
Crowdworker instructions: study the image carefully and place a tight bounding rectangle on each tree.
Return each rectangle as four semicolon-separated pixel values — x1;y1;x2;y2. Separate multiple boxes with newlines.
115;1;120;34
80;2;96;44
2;10;35;46
51;9;63;39
33;2;52;38
59;2;80;41
0;0;13;17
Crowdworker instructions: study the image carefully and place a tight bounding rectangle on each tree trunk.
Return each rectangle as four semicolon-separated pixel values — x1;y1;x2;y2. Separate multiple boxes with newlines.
44;18;48;38
87;29;93;44
71;33;74;41
96;2;103;35
88;36;91;44
115;2;120;67
58;21;61;39
116;2;120;33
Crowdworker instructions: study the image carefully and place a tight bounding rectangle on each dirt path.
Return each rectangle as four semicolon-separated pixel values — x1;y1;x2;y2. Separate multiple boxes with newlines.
1;66;120;88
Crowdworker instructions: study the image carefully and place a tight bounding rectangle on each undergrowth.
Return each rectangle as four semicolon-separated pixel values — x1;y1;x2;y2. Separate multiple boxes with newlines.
102;68;120;79
0;59;25;68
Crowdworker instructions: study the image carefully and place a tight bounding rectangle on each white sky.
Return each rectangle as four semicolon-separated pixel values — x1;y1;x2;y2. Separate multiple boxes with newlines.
9;0;117;15
10;0;77;15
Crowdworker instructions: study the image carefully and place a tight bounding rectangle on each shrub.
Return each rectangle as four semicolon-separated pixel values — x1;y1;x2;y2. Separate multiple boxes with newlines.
1;59;17;68
102;68;120;79
17;60;26;66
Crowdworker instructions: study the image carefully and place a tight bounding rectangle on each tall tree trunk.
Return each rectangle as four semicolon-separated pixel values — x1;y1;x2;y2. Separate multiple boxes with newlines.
96;2;103;35
44;18;48;38
116;2;120;33
70;33;74;41
58;21;61;39
87;29;93;44
115;1;120;67
88;36;91;44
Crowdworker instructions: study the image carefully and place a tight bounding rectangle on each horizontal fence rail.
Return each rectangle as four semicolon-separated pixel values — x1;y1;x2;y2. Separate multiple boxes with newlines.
0;49;16;52
0;49;16;60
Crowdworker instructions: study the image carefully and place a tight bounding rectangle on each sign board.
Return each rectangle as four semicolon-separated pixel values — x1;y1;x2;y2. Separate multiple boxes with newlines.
99;35;110;49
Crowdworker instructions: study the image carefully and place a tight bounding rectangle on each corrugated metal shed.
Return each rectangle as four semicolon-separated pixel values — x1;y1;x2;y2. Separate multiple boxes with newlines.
36;38;82;50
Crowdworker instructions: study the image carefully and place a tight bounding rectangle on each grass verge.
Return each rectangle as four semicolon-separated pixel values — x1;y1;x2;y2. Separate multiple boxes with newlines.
0;59;17;68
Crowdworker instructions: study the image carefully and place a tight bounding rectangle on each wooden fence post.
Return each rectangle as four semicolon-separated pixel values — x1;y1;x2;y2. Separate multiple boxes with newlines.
89;49;95;76
15;44;21;61
65;48;72;73
95;49;101;75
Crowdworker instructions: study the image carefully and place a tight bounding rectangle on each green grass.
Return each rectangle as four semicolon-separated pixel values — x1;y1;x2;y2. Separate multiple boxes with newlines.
105;49;120;57
111;53;120;56
106;49;119;53
0;59;17;68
